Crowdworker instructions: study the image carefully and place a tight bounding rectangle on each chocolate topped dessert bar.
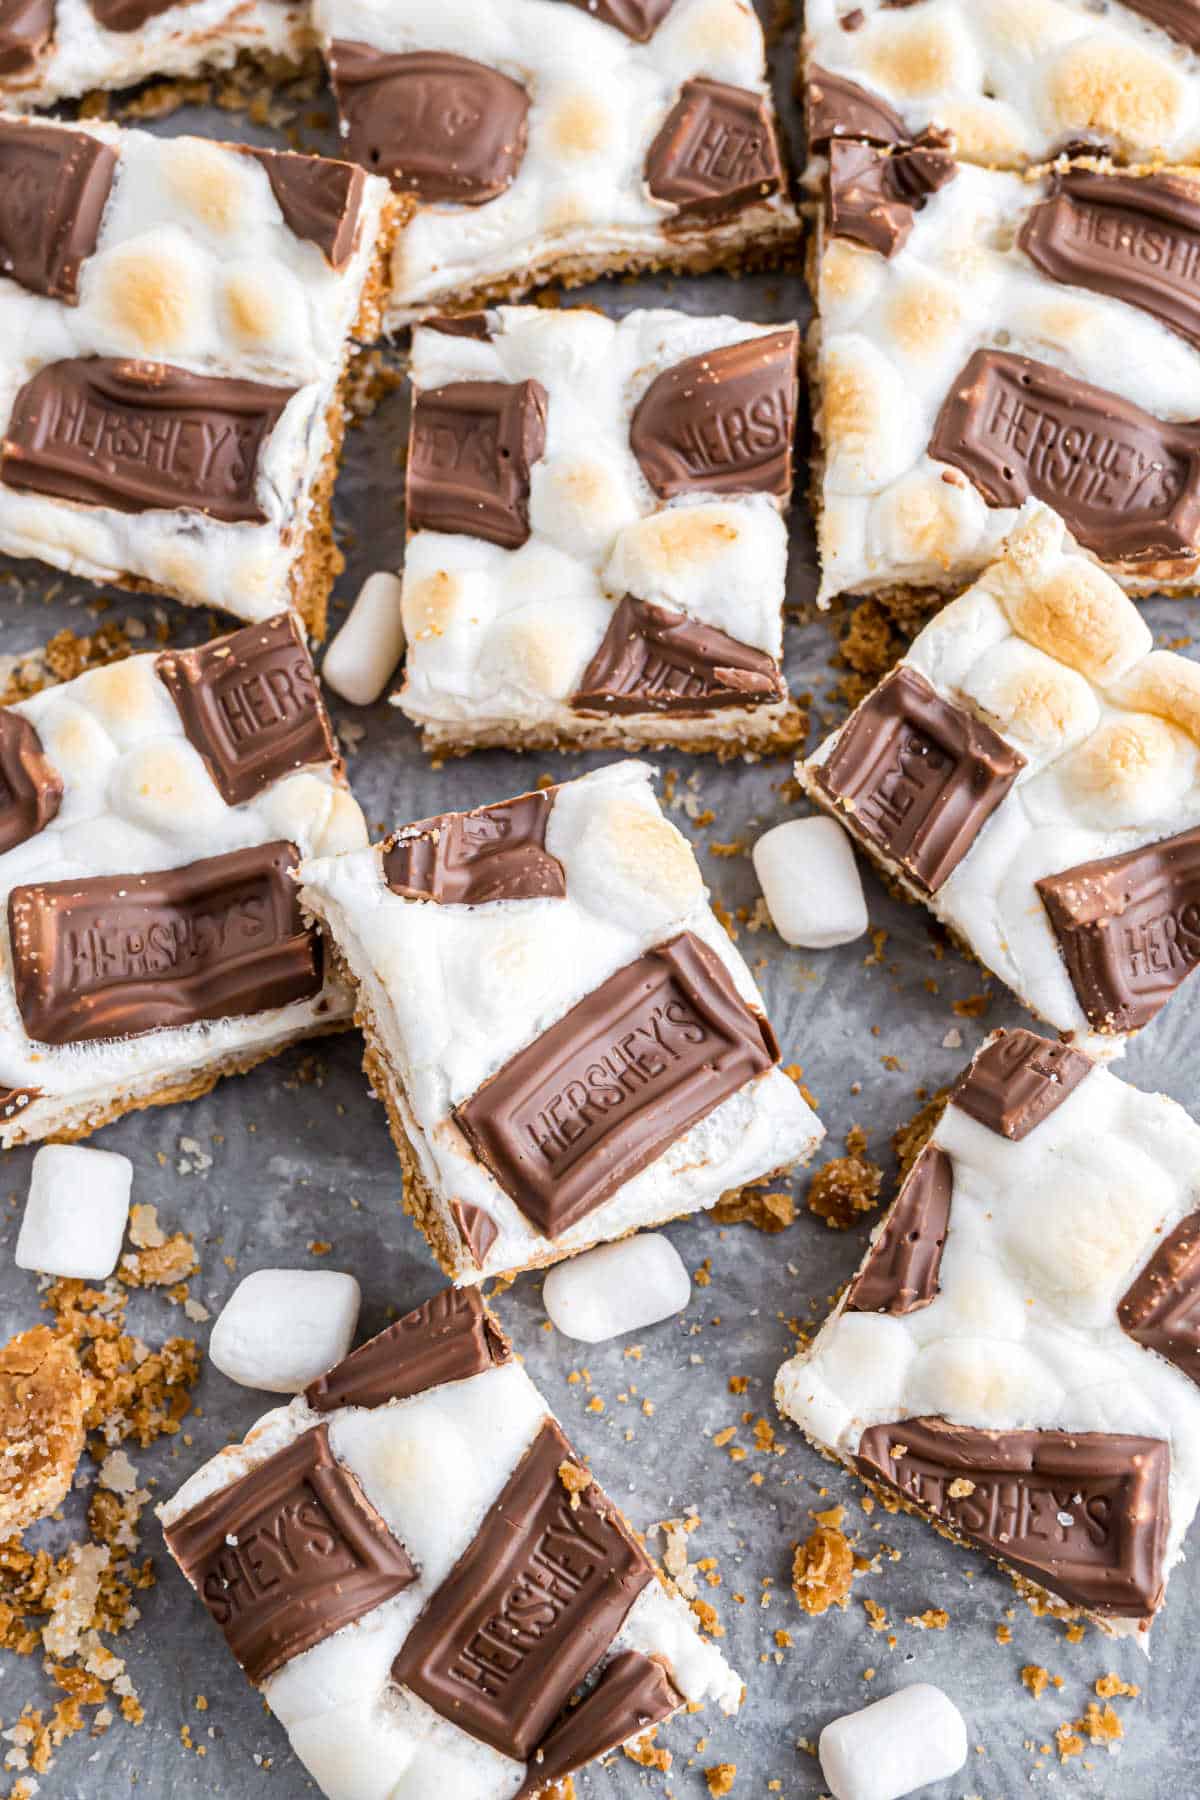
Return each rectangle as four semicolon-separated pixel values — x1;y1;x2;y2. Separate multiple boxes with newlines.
0;114;394;633
395;305;803;756
298;761;823;1283
313;0;801;326
161;1286;741;1798
0;614;366;1147
812;146;1200;608
776;1027;1200;1642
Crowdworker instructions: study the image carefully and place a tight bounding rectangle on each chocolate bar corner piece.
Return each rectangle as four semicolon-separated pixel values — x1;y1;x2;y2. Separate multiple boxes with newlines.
855;1418;1170;1619
1036;826;1200;1035
0;120;117;303
560;0;674;38
1119;1209;1200;1389
572;597;786;717
630;329;798;501
306;1286;511;1414
0;0;53;79
382;789;567;904
515;1650;683;1799
646;77;784;220
952;1028;1093;1141
825;134;956;259
156;616;338;810
451;1201;499;1269
0;710;62;855
407;378;548;549
806;65;909;153
245;147;367;270
814;665;1025;894
845;1142;953;1315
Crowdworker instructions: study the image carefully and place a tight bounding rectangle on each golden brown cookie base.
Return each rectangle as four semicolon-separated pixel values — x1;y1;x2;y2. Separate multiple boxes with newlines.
0;1326;88;1535
410;700;809;762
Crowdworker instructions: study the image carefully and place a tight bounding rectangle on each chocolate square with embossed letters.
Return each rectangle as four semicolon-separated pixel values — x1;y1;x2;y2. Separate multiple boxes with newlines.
407;378;547;549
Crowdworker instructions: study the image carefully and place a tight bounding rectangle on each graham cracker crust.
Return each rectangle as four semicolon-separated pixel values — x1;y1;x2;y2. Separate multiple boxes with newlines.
412;699;809;762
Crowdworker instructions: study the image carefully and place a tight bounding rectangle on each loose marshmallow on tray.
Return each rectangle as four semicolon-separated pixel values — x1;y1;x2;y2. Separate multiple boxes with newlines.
209;1269;362;1392
776;1027;1200;1642
16;1144;132;1279
395;305;803;757
818;1684;967;1800
312;0;801;327
542;1233;692;1342
0;114;394;633
298;761;824;1284
322;573;407;707
160;1286;741;1800
802;502;1200;1057
0;614;366;1148
752;816;868;949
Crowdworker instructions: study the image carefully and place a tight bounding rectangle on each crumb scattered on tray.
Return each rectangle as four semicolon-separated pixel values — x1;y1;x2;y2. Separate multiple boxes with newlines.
705;1763;737;1796
711;1188;796;1233
792;1523;856;1616
0;1328;89;1535
806;1127;883;1230
623;1727;671;1772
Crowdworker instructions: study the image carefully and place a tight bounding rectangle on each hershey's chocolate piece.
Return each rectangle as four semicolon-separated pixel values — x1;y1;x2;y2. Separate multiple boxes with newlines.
515;1650;683;1799
646;78;783;219
0;711;61;855
407;378;547;550
383;789;566;905
1036;827;1200;1034
164;1424;416;1684
306;1287;511;1414
245;147;366;270
826;133;956;257
89;0;173;28
806;65;909;151
1123;0;1200;51
572;597;786;716
328;41;530;204
0;121;115;303
1119;1210;1200;1388
856;1417;1169;1617
425;313;493;340
8;840;322;1046
455;931;777;1240
559;0;673;37
0;0;53;76
846;1143;953;1315
452;1202;500;1269
928;349;1200;563
630;329;798;500
953;1029;1093;1141
392;1419;652;1759
815;666;1025;894
156;616;337;810
1;358;294;524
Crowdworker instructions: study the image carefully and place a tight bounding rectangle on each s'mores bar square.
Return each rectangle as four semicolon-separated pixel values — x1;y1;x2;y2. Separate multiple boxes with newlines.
395;305;803;756
812;143;1200;609
161;1287;741;1798
802;503;1200;1057
315;0;801;327
0;114;395;634
776;1027;1200;1643
0;613;366;1147
299;761;823;1283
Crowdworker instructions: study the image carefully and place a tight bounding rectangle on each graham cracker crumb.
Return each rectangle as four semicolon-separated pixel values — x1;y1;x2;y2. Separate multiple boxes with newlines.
807;1129;883;1230
893;1092;950;1179
0;1328;89;1535
792;1525;855;1616
623;1726;671;1772
118;1234;197;1288
705;1764;737;1797
1095;1673;1140;1700
1021;1665;1063;1699
557;1460;593;1512
711;1189;796;1233
906;1608;949;1631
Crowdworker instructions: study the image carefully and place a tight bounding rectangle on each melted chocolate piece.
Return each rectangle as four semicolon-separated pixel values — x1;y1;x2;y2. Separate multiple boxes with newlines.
826;133;956;257
328;42;530;205
953;1029;1093;1141
156;616;338;810
846;1143;953;1315
928;349;1200;563
306;1287;511;1414
383;790;566;905
572;596;786;716
425;313;494;340
558;0;673;36
0;122;115;302
1037;827;1200;1034
89;0;173;27
1122;0;1200;52
392;1420;652;1760
814;666;1025;894
1;358;293;524
164;1424;416;1684
0;0;53;76
245;147;366;270
9;840;322;1046
0;1085;40;1121
630;329;798;500
646;78;783;219
455;931;777;1240
0;711;61;854
408;378;547;549
1119;1210;1200;1388
856;1417;1169;1617
516;1651;682;1799
806;65;909;151
452;1202;500;1269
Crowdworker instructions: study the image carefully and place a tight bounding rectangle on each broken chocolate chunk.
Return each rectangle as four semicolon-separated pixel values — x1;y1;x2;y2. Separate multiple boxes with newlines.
452;1201;500;1269
306;1287;511;1414
1122;0;1200;52
0;0;52;76
407;378;548;549
572;597;786;716
646;77;783;219
383;789;566;905
0;120;116;302
0;710;61;855
952;1029;1093;1141
515;1650;682;1798
630;328;798;500
558;0;673;36
806;65;909;151
244;147;367;270
825;133;956;258
1120;1210;1200;1390
846;1143;953;1315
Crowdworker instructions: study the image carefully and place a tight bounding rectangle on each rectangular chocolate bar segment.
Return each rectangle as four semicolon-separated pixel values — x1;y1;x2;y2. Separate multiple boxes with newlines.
391;1418;652;1760
8;840;322;1046
1120;1210;1200;1389
645;78;783;220
0;119;116;302
454;930;777;1239
306;1287;510;1414
629;329;798;501
406;378;547;549
952;1029;1093;1141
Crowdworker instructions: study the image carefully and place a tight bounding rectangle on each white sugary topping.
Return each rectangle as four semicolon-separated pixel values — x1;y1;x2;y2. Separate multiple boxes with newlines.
806;502;1200;1051
299;761;822;1280
159;1345;741;1796
776;1036;1200;1636
397;306;792;743
0;640;366;1135
0;114;389;621
805;0;1200;168
313;0;798;324
815;160;1200;603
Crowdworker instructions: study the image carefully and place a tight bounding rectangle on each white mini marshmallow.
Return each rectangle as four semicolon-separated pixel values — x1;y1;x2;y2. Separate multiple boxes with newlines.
16;1144;133;1280
542;1232;691;1343
322;573;407;707
818;1683;968;1800
209;1269;362;1393
753;816;869;949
